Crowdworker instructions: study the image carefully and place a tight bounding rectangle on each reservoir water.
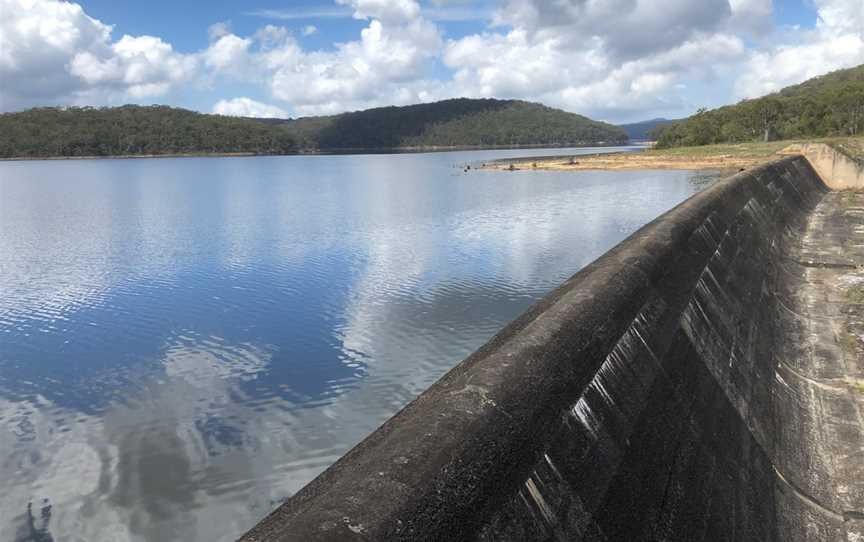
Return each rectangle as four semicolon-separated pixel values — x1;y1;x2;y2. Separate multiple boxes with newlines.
0;147;717;541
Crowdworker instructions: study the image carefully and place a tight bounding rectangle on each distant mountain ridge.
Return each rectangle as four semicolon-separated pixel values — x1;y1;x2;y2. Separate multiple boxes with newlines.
617;118;679;141
263;98;628;150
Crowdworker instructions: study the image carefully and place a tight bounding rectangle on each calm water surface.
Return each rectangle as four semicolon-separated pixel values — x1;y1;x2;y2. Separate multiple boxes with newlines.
0;147;716;541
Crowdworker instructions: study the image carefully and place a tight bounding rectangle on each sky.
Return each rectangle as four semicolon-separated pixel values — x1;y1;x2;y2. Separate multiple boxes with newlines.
0;0;862;123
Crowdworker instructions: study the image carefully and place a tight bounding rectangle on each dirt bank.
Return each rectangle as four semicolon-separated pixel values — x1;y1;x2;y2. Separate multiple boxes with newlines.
481;153;768;171
480;138;864;173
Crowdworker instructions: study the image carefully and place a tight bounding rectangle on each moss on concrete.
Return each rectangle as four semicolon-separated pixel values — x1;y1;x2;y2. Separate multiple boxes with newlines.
848;284;864;305
842;329;860;354
828;138;864;165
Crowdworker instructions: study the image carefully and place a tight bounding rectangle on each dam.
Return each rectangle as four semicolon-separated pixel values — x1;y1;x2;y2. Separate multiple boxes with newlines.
242;150;864;541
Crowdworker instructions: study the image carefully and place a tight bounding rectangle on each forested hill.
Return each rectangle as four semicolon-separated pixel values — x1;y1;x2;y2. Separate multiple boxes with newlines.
654;64;864;148
0;106;297;158
266;98;627;150
0;99;626;159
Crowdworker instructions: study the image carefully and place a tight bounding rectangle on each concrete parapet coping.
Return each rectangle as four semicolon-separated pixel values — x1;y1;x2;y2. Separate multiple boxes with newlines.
780;142;864;190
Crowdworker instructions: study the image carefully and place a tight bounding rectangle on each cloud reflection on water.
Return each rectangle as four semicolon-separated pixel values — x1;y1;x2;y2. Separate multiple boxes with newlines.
0;151;714;541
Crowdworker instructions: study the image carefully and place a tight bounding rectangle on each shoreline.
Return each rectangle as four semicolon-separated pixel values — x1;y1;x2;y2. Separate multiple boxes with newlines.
480;150;774;172
0;142;632;163
0;152;263;162
479;138;864;173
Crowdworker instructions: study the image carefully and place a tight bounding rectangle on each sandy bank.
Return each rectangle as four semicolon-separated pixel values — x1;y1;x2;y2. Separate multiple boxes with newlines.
480;153;764;171
479;138;864;173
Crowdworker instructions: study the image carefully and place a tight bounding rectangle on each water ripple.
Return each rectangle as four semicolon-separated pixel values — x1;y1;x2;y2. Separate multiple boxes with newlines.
0;150;719;541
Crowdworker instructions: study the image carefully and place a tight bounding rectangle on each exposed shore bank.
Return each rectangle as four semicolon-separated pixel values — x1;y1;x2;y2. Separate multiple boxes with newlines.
480;137;864;173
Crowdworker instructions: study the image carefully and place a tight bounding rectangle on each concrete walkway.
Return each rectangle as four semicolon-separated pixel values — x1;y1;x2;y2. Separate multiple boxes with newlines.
778;190;864;539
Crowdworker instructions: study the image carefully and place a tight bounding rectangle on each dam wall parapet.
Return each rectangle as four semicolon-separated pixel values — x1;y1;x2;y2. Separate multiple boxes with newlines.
242;156;863;542
782;142;864;190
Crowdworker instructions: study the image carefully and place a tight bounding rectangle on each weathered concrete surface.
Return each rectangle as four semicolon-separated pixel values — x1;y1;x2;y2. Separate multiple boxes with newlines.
772;189;864;540
782;142;864;190
240;156;863;542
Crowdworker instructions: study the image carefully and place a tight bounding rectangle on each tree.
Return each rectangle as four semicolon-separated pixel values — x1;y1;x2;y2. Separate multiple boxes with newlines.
653;63;864;149
0;106;298;158
756;97;782;141
832;86;864;136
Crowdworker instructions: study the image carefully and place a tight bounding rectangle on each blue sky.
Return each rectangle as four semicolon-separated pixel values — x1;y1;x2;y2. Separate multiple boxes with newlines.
1;0;862;123
77;0;498;51
76;0;815;51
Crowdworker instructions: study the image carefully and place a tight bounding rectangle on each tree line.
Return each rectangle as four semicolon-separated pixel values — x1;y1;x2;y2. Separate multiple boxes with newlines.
653;64;864;148
273;98;628;149
0;99;628;159
0;105;297;158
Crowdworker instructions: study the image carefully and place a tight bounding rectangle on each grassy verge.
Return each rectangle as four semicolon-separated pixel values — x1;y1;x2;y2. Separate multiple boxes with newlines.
646;140;794;158
829;138;864;163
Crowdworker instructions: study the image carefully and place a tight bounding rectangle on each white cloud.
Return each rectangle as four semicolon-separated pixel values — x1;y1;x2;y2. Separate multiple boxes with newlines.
216;1;443;115
555;34;745;117
69;34;196;98
0;0;109;108
727;0;774;36
190;0;443;116
2;0;862;123
208;21;232;40
422;4;492;22
0;0;196;109
441;3;748;119
736;34;864;98
213;97;288;118
247;2;491;23
444;29;583;98
245;6;353;20
735;0;864;98
337;0;421;23
814;0;864;36
203;33;252;73
254;24;292;49
490;0;733;60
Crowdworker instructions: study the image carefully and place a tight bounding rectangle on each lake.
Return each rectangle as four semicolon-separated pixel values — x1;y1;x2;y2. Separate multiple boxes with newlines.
0;147;717;541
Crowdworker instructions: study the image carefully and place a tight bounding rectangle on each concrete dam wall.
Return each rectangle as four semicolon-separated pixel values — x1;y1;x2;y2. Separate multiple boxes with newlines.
242;155;864;541
781;143;864;191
